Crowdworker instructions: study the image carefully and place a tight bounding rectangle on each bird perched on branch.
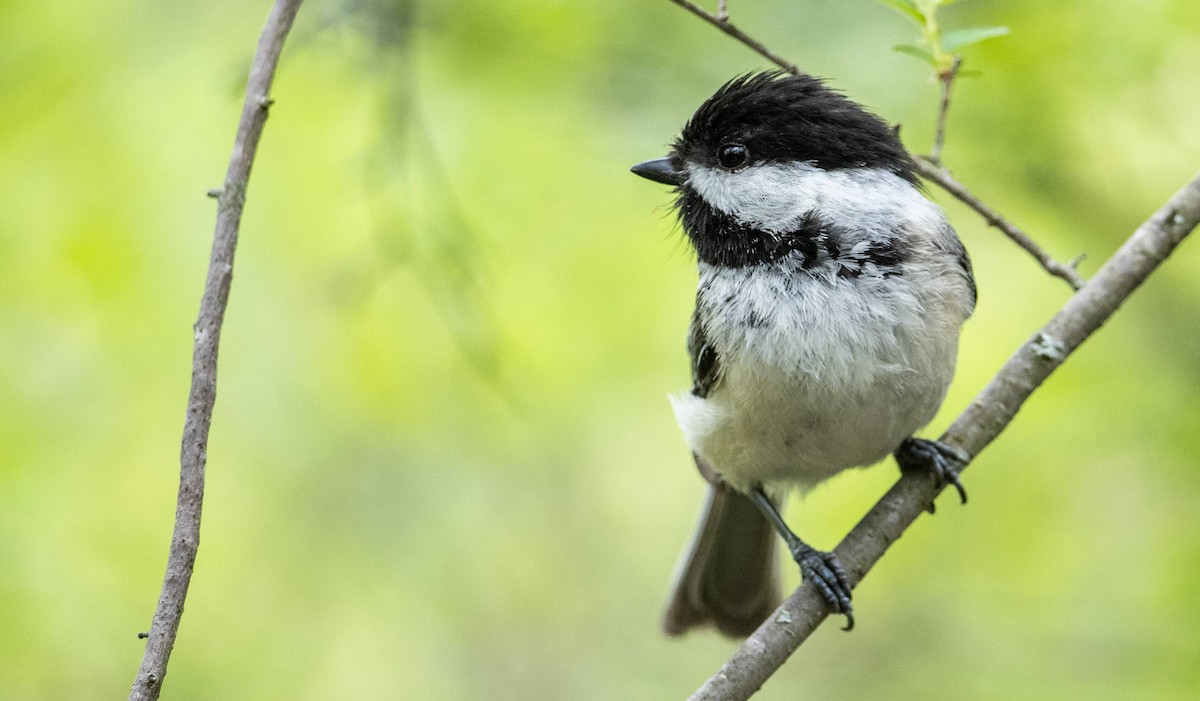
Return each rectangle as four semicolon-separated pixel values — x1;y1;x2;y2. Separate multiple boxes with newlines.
631;71;975;635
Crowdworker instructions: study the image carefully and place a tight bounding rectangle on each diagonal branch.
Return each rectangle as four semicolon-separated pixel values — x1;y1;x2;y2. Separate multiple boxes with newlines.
128;1;304;699
666;0;800;74
662;0;1084;290
913;156;1086;290
689;173;1200;700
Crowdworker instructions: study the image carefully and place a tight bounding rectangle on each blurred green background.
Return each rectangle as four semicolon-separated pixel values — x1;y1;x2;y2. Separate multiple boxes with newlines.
3;0;1200;698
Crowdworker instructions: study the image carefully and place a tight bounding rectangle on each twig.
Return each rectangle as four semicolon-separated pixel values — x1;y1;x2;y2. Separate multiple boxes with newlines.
661;0;1086;291
929;55;962;166
128;1;303;699
688;172;1200;700
666;0;799;74
913;156;1087;289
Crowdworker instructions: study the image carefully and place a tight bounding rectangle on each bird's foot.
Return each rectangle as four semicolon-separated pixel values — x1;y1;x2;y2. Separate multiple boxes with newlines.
895;437;969;508
789;542;854;631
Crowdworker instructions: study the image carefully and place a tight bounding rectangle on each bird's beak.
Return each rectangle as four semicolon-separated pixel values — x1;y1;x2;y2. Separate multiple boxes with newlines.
630;157;684;186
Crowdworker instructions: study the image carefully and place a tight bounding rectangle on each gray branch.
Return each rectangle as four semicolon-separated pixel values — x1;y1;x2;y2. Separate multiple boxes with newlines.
928;56;962;166
128;1;304;698
666;0;801;74
688;171;1200;701
913;156;1086;290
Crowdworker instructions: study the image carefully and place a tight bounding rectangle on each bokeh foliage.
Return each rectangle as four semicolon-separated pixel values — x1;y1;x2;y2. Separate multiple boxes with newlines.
2;0;1200;698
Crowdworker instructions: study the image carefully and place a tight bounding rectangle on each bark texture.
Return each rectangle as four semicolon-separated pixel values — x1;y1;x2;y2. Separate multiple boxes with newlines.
128;1;304;698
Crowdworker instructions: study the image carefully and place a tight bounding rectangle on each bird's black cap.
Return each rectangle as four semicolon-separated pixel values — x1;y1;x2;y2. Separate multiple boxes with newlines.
675;71;915;183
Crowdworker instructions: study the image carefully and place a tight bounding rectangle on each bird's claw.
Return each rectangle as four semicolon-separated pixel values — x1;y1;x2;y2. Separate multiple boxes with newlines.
790;544;855;631
896;437;969;506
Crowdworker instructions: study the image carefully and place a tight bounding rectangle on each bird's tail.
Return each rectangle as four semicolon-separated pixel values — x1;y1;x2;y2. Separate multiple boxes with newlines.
661;481;780;637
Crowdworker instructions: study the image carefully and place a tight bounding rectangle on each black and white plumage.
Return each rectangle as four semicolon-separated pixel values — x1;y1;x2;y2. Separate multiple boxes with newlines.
632;72;975;637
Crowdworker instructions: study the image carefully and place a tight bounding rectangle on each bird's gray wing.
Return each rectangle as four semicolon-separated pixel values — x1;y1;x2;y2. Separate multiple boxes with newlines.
933;222;977;311
687;307;722;399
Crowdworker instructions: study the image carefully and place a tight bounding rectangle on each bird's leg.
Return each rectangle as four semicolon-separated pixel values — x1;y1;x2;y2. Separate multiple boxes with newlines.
895;437;969;507
749;487;855;631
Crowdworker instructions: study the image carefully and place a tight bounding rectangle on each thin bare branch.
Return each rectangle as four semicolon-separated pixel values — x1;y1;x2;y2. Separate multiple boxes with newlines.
661;0;1084;289
665;0;800;74
128;1;304;699
913;156;1086;289
929;56;963;166
689;170;1200;701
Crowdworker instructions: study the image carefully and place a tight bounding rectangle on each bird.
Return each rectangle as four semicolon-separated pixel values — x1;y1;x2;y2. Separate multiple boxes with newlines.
630;71;976;636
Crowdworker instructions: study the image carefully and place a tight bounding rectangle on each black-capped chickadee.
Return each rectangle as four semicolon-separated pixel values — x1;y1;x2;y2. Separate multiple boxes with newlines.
631;72;976;635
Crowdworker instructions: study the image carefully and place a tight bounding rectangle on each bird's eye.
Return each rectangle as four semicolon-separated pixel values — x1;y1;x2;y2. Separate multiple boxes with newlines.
717;143;749;170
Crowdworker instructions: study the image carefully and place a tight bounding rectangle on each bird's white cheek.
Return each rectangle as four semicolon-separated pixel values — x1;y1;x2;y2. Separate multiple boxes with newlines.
687;165;807;232
686;162;940;236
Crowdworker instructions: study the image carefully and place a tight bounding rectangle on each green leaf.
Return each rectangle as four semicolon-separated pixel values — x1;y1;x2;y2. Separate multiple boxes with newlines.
876;0;925;26
892;43;937;66
941;26;1010;52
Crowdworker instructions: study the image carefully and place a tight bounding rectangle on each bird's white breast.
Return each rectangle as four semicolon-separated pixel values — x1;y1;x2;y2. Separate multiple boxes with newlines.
670;163;972;492
672;263;960;491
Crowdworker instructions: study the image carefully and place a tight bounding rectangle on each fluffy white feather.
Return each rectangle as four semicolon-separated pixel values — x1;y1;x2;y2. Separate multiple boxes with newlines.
672;165;972;492
687;162;944;237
